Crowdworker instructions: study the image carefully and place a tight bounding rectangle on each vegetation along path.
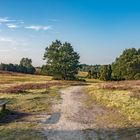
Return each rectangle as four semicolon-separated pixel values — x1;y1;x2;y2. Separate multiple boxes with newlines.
42;86;133;140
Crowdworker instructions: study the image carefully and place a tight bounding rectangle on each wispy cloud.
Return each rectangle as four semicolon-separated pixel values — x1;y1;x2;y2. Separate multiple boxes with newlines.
0;17;12;23
6;23;19;29
0;17;54;32
0;17;24;23
0;17;23;30
25;25;52;31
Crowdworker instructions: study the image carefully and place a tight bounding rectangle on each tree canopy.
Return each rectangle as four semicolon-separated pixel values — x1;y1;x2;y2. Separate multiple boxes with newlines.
43;40;80;80
20;58;32;67
112;48;140;80
99;65;112;81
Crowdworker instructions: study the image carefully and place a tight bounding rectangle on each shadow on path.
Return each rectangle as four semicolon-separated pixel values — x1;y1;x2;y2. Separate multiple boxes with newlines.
44;112;61;124
43;126;140;140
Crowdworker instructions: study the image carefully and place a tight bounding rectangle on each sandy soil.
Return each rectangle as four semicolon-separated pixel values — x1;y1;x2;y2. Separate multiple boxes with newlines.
42;86;137;140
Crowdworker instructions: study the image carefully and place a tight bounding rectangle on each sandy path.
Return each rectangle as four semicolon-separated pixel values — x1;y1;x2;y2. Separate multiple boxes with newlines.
44;86;109;140
42;86;92;140
42;86;120;140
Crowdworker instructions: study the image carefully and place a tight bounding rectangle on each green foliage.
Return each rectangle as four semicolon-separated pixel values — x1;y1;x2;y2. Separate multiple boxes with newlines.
112;48;140;80
79;64;101;79
40;65;53;76
20;57;36;74
87;65;101;79
20;58;32;67
0;58;36;74
134;73;140;80
43;40;80;80
99;65;112;81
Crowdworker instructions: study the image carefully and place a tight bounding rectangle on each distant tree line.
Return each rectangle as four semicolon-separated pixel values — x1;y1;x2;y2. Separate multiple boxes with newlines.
80;48;140;81
1;39;139;81
41;45;140;81
79;64;101;79
0;58;36;74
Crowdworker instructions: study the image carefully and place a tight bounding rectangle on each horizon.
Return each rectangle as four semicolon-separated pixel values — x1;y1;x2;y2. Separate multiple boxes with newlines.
0;0;140;66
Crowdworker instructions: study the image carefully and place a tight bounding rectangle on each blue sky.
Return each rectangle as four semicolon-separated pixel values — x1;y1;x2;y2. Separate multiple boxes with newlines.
0;0;140;66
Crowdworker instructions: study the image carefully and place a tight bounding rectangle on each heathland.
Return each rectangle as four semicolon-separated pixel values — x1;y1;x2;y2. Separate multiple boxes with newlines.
0;71;140;140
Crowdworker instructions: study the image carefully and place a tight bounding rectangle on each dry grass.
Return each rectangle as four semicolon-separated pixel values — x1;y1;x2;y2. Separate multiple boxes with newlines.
2;71;140;139
86;80;140;123
100;80;140;90
0;82;65;93
0;71;68;139
85;80;140;139
0;70;52;84
0;87;63;139
0;121;47;140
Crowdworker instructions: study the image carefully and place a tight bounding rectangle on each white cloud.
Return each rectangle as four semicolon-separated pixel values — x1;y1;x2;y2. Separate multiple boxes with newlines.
6;23;19;29
0;17;55;32
0;17;11;23
0;17;24;30
0;17;24;23
25;25;52;31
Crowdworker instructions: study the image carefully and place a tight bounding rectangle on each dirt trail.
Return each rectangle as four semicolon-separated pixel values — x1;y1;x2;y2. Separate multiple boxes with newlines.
42;86;119;140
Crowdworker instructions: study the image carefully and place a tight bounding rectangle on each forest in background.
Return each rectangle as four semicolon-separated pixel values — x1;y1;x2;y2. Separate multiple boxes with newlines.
0;40;140;81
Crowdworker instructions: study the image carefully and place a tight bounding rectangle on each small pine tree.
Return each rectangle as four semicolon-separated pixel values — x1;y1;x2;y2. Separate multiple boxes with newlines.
100;65;112;81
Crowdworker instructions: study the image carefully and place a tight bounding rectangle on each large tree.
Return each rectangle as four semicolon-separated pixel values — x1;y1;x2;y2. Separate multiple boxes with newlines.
112;48;140;80
43;40;80;80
